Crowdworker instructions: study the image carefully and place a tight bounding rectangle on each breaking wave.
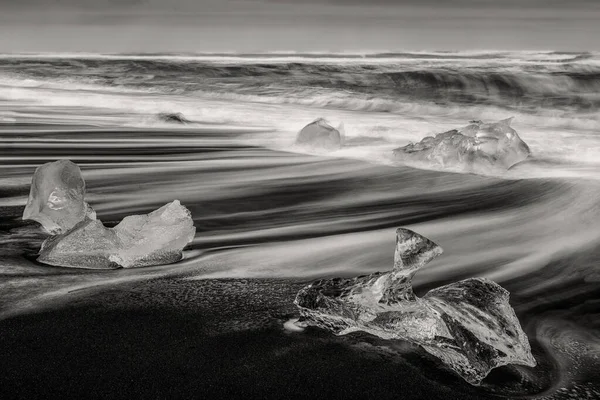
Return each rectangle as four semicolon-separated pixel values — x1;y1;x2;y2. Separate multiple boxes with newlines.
1;50;600;179
1;51;600;112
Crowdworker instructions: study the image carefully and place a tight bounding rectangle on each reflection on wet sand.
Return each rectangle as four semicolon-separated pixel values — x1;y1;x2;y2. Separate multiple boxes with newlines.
0;119;599;399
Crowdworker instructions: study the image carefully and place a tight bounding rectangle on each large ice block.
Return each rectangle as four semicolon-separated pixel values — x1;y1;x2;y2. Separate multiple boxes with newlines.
38;200;196;269
294;228;536;385
296;118;343;150
23;159;96;234
392;118;530;173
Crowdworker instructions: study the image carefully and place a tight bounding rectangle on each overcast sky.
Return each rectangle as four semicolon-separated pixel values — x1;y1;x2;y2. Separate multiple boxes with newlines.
0;0;599;52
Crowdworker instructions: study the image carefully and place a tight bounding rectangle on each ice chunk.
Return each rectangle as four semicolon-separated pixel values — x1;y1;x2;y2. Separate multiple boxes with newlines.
38;200;196;269
422;278;536;385
38;219;120;269
294;228;536;385
393;118;530;173
111;200;196;268
158;112;189;124
296;118;343;150
22;159;96;234
23;160;195;269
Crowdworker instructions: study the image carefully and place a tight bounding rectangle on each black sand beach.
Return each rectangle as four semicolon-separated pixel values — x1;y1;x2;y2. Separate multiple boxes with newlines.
0;277;566;400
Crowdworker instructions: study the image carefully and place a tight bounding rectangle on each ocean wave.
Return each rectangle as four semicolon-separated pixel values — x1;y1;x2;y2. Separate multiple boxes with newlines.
3;69;600;135
1;53;600;181
1;55;600;113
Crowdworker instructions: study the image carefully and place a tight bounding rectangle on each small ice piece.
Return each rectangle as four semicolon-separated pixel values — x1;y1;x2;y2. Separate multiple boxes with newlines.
158;112;189;124
296;118;343;150
37;200;196;269
283;318;308;333
392;118;530;173
22;159;96;234
294;228;536;385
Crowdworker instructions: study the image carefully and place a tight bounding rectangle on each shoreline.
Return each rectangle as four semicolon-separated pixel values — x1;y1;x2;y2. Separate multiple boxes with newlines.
0;277;554;400
0;120;598;399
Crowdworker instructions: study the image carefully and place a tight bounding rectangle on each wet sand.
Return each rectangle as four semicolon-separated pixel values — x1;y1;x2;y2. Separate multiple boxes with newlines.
0;277;556;400
1;121;599;399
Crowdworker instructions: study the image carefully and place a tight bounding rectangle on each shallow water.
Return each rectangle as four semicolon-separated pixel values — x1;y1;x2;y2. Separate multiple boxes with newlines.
0;52;599;399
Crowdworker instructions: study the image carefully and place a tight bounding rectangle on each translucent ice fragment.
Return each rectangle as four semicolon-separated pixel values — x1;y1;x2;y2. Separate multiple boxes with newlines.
423;278;537;385
37;200;196;269
22;159;96;234
111;200;196;268
296;118;343;150
38;219;120;269
393;118;530;173
294;228;536;385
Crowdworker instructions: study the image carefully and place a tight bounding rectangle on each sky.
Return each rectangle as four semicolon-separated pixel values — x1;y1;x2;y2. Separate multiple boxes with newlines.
0;0;599;53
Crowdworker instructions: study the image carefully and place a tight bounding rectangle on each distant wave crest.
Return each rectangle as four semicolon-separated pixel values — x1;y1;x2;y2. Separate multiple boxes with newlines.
1;52;600;113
